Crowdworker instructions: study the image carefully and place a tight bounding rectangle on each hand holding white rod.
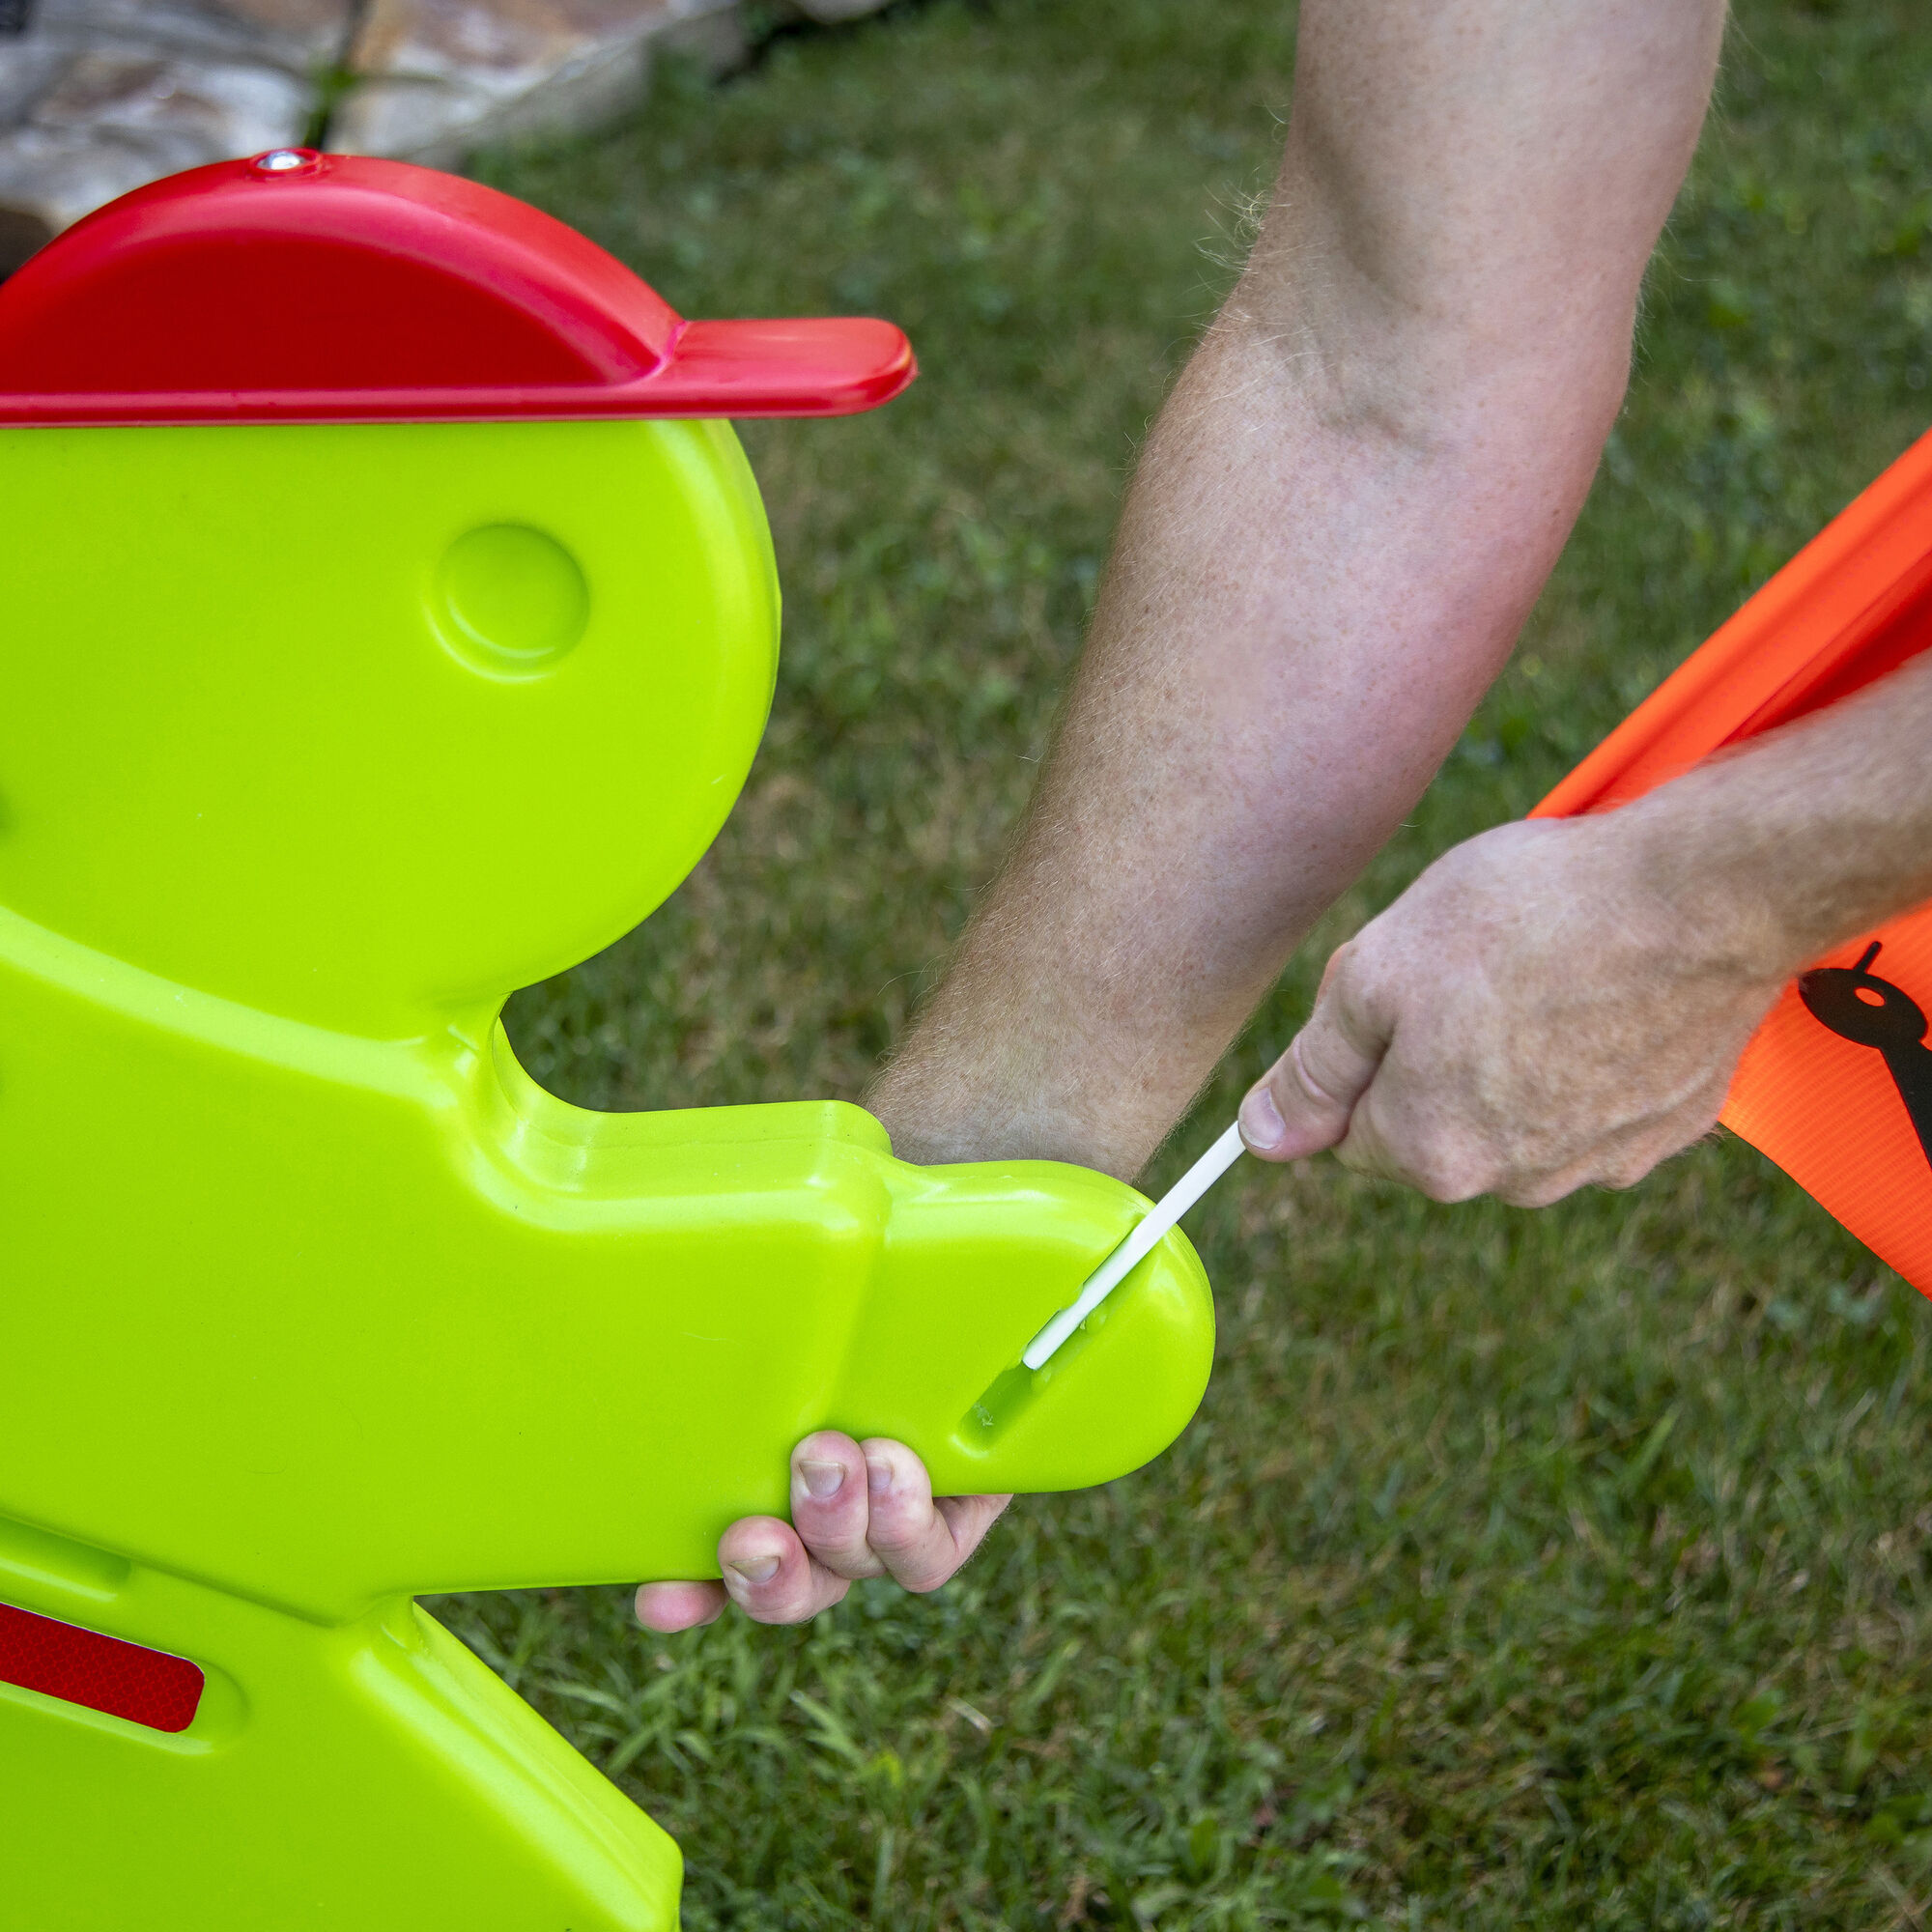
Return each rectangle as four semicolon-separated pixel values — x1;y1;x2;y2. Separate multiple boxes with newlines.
1021;1119;1247;1370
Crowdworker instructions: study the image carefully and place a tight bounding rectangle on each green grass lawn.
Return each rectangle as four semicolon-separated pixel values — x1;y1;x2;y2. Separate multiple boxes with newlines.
443;2;1932;1922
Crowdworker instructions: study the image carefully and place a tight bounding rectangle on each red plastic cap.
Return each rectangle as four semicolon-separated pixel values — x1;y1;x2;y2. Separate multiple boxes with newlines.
0;150;915;425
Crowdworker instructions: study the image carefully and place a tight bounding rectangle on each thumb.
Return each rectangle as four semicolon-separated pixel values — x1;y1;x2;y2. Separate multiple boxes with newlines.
1238;949;1391;1162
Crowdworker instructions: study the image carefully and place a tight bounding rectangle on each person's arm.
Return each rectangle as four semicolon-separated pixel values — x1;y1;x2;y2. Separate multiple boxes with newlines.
1240;649;1932;1203
870;0;1728;1180
637;0;1728;1634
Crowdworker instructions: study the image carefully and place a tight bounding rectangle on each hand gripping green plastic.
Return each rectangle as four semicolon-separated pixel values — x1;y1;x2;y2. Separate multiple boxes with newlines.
0;412;1214;1926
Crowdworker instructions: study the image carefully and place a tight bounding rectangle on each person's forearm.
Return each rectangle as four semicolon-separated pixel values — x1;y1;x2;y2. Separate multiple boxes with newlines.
872;0;1727;1178
1627;651;1932;981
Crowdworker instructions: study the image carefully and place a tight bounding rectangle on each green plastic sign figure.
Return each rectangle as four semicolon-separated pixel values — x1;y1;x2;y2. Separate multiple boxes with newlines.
0;152;1214;1927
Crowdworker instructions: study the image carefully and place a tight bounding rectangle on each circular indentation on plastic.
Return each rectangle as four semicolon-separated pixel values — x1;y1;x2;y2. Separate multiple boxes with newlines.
433;525;589;677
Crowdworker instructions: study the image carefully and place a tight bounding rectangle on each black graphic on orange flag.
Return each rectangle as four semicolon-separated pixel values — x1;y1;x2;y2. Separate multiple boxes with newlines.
1532;421;1932;1293
1798;944;1932;1167
1726;925;1932;1289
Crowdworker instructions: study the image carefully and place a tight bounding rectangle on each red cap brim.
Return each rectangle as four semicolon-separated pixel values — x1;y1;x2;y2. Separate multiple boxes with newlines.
646;317;916;419
0;152;916;426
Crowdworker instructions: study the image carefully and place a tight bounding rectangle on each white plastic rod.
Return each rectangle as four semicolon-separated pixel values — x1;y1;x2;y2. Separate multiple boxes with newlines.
1021;1118;1247;1370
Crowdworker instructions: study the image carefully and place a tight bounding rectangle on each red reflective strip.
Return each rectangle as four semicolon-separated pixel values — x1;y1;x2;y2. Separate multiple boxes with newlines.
0;1601;203;1733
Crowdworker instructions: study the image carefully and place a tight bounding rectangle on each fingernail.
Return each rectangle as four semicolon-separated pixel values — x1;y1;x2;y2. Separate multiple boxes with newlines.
1239;1085;1285;1151
799;1459;845;1500
725;1553;779;1587
866;1455;895;1497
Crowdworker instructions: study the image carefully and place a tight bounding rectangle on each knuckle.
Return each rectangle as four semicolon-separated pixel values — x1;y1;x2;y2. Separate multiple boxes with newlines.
1332;1127;1391;1181
796;1504;878;1566
1409;1147;1494;1203
819;1547;885;1583
1326;937;1377;1005
1497;1174;1570;1208
800;1528;873;1571
884;1535;962;1594
1601;1156;1655;1192
899;1561;959;1597
736;1576;804;1621
1287;1037;1350;1114
940;1492;1009;1543
1313;938;1356;1002
1331;933;1399;1021
757;1579;845;1626
862;1507;930;1558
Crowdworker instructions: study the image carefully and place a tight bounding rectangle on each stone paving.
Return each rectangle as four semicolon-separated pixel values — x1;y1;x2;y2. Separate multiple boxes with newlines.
0;0;888;273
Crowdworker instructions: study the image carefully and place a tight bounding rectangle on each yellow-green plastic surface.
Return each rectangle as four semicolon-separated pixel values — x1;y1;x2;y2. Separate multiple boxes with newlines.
0;419;1214;1928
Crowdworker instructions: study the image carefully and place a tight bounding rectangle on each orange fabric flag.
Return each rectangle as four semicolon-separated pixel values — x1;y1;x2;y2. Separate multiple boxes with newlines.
1532;424;1932;1286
